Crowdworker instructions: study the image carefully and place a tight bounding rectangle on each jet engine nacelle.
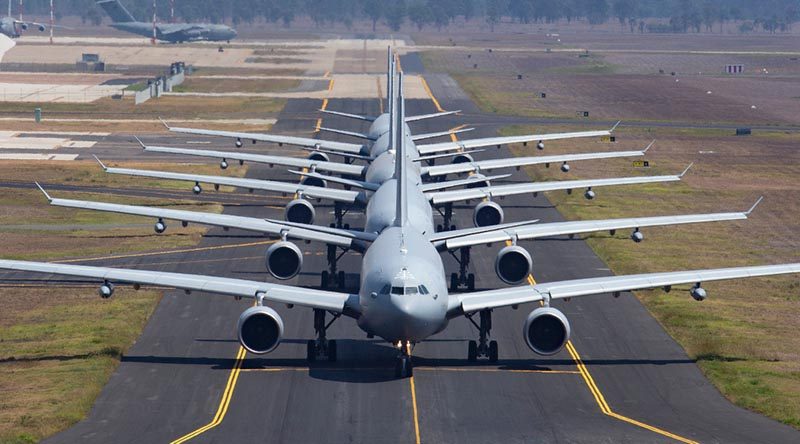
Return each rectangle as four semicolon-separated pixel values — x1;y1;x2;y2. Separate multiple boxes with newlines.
154;219;167;234
300;176;327;188
473;200;504;227
98;282;114;299
192;183;203;194
220;159;229;170
523;307;571;355
20;23;27;30
284;198;315;225
465;173;490;189
451;153;474;164
307;151;330;162
38;25;46;32
237;306;284;354
265;241;303;280
690;285;707;301
495;245;532;285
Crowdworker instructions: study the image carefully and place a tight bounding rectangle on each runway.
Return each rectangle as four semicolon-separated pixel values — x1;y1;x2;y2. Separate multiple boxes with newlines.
1;66;798;443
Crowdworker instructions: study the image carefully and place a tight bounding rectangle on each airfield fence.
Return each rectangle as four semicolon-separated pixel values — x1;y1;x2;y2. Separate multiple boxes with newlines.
135;63;186;105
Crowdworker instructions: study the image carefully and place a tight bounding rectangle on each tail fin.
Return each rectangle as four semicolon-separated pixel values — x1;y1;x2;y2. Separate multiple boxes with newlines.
96;0;136;23
393;70;408;228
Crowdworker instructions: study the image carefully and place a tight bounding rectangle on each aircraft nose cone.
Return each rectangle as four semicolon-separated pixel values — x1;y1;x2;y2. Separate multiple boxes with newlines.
389;295;441;340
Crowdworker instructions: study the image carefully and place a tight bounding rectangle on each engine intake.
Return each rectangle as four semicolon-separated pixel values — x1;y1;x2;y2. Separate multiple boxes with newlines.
466;173;490;189
237;306;284;354
265;241;303;280
523;307;570;355
451;153;474;164
285;198;315;224
473;201;504;227
495;245;532;284
307;152;330;162
300;176;326;188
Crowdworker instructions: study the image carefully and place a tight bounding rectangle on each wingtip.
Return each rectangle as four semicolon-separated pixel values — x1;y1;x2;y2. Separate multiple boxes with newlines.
158;117;170;130
643;140;655;153
746;196;764;215
34;182;52;202
679;162;694;177
92;155;107;170
133;135;146;149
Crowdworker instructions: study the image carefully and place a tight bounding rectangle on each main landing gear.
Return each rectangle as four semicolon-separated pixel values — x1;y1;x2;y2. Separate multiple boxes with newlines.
331;202;352;229
435;203;455;233
307;309;340;362
395;341;414;378
466;309;498;363
321;244;348;290
449;246;475;291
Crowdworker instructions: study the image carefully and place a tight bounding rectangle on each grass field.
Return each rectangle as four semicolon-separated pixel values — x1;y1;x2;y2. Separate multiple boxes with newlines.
503;125;800;427
173;77;301;94
0;161;239;442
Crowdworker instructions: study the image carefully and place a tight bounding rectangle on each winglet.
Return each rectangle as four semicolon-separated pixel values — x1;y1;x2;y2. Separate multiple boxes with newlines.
34;182;52;202
746;196;764;215
610;121;621;132
679;162;694;178
158;117;170;130
133;135;146;149
92;155;107;170
643;140;655;153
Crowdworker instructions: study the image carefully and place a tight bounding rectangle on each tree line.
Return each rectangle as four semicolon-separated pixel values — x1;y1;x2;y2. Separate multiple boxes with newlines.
16;0;800;33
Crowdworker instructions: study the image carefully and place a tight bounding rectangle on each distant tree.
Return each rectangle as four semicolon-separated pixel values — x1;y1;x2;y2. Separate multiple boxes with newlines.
363;0;383;31
613;0;635;31
586;0;610;25
86;7;103;26
384;0;406;31
408;1;433;30
485;0;507;32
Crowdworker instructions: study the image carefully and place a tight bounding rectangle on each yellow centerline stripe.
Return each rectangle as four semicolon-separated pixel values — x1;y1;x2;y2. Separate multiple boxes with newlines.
409;376;422;444
327;78;335;93
506;235;697;443
170;88;334;444
419;76;444;113
170;346;246;444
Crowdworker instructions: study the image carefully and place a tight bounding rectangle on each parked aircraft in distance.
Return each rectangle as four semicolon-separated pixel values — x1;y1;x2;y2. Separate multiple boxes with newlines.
96;0;237;43
0;1;47;38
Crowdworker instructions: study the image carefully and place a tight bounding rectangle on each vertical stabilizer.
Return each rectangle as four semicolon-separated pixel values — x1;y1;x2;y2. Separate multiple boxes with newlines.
96;0;137;23
393;70;408;228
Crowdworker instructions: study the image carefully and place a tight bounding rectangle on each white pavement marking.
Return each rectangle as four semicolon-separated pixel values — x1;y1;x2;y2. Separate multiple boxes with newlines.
0;153;78;160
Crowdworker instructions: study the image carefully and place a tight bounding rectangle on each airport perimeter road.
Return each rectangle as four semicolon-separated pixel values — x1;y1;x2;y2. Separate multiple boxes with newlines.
0;85;794;442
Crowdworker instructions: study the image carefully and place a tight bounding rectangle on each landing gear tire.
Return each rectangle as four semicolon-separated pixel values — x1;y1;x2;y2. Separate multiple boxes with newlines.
437;224;443;232
321;271;329;289
488;340;499;363
467;273;475;291
395;356;413;378
468;340;478;362
327;340;338;362
307;340;317;362
450;273;459;292
337;271;346;290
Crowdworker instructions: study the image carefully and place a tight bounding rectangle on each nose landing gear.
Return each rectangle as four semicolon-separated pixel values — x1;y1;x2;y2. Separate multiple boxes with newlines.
395;341;414;378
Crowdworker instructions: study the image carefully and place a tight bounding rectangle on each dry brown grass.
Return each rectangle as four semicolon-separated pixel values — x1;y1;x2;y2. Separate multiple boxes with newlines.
175;77;301;93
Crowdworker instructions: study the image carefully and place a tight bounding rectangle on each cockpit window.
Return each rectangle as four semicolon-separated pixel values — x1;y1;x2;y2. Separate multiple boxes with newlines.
380;284;391;294
405;286;418;295
391;286;404;295
419;285;429;295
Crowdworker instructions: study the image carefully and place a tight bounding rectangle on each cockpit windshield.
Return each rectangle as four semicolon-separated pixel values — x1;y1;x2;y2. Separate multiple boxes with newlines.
389;286;423;295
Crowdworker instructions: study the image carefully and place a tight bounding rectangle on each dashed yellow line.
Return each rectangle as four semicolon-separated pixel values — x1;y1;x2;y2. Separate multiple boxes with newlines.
419;76;444;112
449;124;467;143
170;346;247;444
327;78;335;93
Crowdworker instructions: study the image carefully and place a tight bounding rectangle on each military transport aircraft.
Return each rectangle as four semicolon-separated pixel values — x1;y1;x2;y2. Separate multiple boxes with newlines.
2;68;798;378
96;0;237;43
0;1;47;38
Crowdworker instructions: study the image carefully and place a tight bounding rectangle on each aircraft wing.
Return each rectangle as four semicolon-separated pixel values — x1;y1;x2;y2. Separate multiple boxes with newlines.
416;126;616;155
319;109;375;122
97;160;363;204
405;110;460;122
35;184;373;248
455;263;800;315
411;127;474;142
427;167;689;205
422;143;651;178
0;260;355;313
165;123;366;155
141;144;365;176
438;203;759;250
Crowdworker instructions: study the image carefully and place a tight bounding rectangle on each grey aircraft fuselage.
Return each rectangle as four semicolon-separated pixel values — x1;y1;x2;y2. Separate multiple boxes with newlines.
0;16;43;38
110;21;237;43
